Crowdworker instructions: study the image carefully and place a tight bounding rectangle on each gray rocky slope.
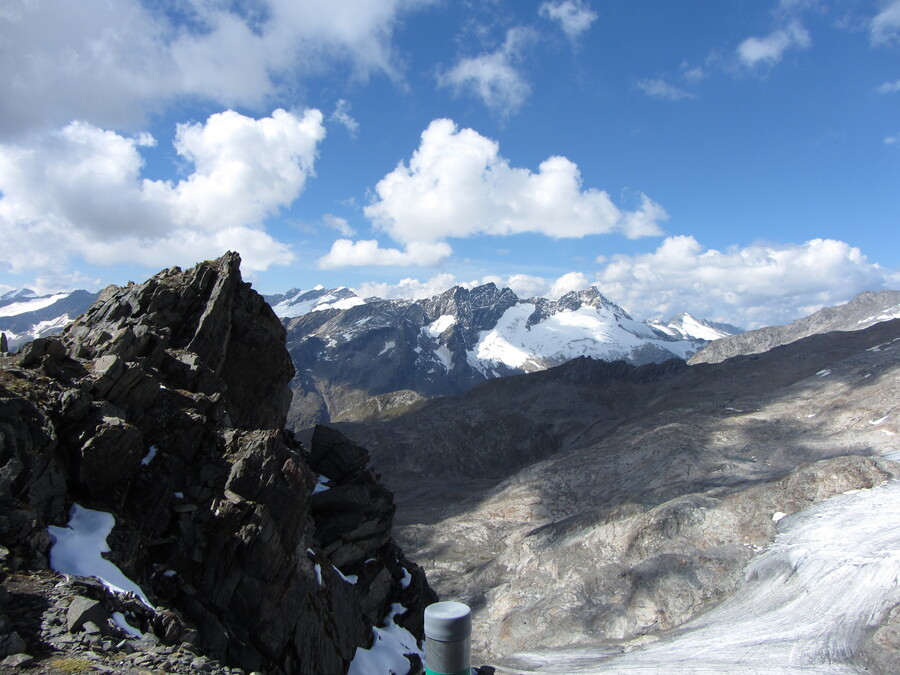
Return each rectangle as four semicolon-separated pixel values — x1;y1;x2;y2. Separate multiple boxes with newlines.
689;289;900;364
0;253;436;674
339;316;900;672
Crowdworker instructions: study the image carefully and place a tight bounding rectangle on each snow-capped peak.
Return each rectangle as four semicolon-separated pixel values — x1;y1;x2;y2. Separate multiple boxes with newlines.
0;288;39;303
0;291;71;317
650;313;743;342
0;288;100;350
268;287;366;319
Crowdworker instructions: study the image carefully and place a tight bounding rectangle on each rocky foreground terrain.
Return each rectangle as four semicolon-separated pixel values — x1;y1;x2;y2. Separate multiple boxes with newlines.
341;314;900;672
0;254;435;674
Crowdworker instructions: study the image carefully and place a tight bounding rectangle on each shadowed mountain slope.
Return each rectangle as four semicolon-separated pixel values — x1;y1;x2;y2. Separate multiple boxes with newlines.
339;318;900;671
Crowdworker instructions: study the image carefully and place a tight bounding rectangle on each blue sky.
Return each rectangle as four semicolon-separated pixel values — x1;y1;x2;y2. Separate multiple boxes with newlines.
1;0;898;328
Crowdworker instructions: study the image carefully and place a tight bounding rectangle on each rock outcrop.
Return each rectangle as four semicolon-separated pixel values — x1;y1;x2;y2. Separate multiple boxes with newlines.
0;252;435;674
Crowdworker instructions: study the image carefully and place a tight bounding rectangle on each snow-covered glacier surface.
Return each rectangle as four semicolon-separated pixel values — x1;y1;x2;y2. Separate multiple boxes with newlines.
470;303;696;373
498;480;900;674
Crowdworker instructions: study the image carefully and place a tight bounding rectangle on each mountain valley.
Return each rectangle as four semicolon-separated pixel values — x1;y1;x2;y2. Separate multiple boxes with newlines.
338;312;900;672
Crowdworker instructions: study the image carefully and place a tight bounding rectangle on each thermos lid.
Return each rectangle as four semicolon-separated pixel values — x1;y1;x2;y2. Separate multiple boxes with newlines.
424;601;472;642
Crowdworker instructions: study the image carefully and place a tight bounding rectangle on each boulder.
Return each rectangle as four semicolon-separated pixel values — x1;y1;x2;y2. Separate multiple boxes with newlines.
66;596;109;633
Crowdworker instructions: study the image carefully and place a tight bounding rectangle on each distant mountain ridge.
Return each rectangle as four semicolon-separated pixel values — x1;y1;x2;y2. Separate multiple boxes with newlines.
690;289;900;364
650;312;744;341
278;283;741;429
264;285;365;317
0;288;99;350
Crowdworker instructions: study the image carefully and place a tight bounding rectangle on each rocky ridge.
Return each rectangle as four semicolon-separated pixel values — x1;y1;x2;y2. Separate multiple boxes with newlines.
689;289;900;364
0;253;435;674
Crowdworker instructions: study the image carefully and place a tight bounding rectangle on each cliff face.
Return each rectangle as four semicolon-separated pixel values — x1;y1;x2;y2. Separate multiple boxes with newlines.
0;253;435;674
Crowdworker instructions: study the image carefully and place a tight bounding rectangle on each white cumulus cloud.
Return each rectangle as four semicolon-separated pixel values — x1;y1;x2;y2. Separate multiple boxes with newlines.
594;236;898;328
322;214;356;236
437;27;536;114
0;0;430;137
549;271;591;298
539;0;598;39
871;0;900;45
480;274;550;299
351;270;595;301
330;99;360;136
877;79;900;94
0;108;325;274
737;21;811;67
636;79;695;101
364;118;667;246
317;239;452;268
354;273;475;300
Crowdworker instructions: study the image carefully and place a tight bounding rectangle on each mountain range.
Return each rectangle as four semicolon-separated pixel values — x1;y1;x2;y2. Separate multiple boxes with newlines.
1;282;743;430
0;288;99;351
269;284;741;429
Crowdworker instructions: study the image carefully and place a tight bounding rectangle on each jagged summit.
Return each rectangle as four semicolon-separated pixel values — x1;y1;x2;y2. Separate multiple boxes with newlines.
0;288;39;302
0;252;435;674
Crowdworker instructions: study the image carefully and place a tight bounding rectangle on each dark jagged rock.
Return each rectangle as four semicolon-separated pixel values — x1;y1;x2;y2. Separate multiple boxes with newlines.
64;253;294;430
0;252;434;675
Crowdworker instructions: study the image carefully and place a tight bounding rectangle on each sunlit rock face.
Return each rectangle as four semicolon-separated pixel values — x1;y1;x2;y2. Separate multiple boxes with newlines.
0;252;435;675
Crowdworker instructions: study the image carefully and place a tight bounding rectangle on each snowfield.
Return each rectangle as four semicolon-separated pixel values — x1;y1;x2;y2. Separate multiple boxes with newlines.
271;287;366;318
47;504;154;609
469;303;696;373
0;292;70;317
498;479;900;674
